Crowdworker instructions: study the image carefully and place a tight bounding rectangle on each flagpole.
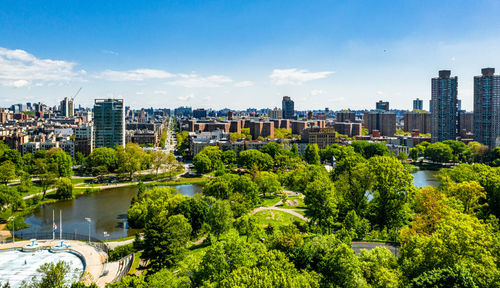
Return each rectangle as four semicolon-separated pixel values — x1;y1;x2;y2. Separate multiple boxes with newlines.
52;209;55;240
60;210;62;240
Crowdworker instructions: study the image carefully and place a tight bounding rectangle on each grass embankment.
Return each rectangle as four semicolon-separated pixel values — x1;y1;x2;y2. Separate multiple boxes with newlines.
253;210;305;228
128;251;143;275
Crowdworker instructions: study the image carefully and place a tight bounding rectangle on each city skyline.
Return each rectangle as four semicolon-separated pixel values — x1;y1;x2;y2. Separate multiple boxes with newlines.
1;1;500;110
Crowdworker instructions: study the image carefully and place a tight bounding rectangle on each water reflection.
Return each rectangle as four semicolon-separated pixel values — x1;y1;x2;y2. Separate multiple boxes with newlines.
19;184;202;240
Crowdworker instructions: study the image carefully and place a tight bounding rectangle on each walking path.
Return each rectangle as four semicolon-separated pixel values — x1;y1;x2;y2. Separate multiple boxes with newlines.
251;206;310;222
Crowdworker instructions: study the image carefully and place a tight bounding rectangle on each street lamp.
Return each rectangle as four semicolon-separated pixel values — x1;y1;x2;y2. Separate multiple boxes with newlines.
85;217;91;242
8;216;14;243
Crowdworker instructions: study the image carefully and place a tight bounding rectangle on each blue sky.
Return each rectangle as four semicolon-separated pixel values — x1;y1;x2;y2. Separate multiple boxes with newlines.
1;0;500;110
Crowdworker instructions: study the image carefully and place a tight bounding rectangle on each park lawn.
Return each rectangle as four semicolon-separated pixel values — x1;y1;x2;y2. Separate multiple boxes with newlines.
261;195;281;207
291;208;307;216
70;178;92;184
280;196;306;209
253;210;305;228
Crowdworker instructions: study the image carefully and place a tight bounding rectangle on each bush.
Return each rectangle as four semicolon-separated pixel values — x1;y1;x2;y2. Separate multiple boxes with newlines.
7;216;29;231
109;243;135;261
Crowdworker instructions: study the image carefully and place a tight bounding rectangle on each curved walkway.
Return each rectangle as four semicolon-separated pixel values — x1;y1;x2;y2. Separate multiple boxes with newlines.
251;206;309;222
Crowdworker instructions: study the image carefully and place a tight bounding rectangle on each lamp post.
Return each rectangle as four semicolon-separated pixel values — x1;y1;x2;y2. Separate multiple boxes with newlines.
85;217;91;242
8;216;14;243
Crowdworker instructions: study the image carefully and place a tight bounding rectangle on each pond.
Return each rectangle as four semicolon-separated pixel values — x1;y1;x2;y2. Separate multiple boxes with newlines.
412;170;440;188
18;184;202;240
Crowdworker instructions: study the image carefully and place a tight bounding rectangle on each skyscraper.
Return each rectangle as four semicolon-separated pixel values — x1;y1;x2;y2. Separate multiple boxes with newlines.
431;70;458;142
376;100;389;111
474;68;500;148
282;96;294;119
60;97;74;117
93;99;125;148
413;98;423;111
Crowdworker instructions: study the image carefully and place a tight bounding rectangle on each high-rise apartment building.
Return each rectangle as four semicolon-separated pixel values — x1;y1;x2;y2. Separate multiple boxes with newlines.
336;111;356;122
193;108;208;119
413;98;423;111
74;124;94;156
474;68;500;148
282;96;294;119
431;70;458;142
268;108;283;119
363;112;396;137
404;111;431;134
60;97;74;117
376;100;389;111
93;99;125;148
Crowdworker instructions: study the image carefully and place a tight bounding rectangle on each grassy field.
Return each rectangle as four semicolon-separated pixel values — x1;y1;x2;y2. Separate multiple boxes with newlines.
253;210;305;228
261;195;281;207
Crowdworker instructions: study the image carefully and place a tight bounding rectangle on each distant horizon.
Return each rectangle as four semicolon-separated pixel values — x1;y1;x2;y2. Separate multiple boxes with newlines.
1;0;500;110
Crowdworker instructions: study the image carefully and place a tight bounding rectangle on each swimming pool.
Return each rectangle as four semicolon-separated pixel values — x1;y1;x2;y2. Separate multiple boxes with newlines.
0;248;84;287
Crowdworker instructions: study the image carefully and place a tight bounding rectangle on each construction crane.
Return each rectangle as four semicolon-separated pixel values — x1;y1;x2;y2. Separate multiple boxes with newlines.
72;87;82;103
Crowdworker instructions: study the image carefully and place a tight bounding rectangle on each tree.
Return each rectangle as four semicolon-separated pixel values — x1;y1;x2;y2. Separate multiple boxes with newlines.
424;142;453;163
22;261;73;288
222;150;237;165
0;160;16;184
260;142;282;158
143;214;192;270
304;144;320;165
163;153;178;177
174;196;209;236
193;153;211;174
400;208;500;287
117;143;146;179
39;172;57;200
235;214;260;241
410;264;478;288
254;172;281;198
351;141;390;159
335;162;372;217
342;210;370;240
207;200;233;238
127;187;185;228
318;241;369;287
442;181;487;214
358;247;402;288
238;149;274;171
368;156;414;230
86;147;118;174
55;177;73;199
150;150;168;175
47;149;73;177
304;178;338;232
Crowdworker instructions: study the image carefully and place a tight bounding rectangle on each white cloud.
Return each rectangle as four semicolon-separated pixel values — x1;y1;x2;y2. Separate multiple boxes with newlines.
136;91;144;95
177;93;195;101
168;74;233;88
96;69;174;81
102;49;119;56
269;68;334;85
6;80;30;88
153;90;168;95
376;91;384;95
0;46;78;87
310;89;324;96
234;81;254;87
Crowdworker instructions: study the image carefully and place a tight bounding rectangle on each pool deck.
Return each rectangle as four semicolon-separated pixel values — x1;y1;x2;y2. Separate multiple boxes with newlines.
0;240;113;287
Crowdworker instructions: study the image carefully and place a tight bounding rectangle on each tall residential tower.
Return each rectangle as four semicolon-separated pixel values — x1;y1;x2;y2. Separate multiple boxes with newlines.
474;68;500;148
93;99;125;148
282;96;294;119
431;70;458;142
